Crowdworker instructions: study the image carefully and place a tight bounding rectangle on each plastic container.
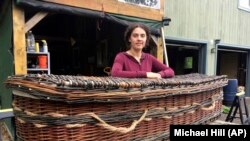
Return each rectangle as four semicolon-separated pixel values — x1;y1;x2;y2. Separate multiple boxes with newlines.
41;40;48;53
38;55;48;68
223;79;238;106
35;42;40;53
26;31;35;52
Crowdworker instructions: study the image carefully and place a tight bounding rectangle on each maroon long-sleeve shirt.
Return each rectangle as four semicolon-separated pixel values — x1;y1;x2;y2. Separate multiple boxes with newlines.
111;52;175;78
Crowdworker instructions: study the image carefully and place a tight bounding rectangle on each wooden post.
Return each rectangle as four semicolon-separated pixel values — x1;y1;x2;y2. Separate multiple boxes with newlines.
161;27;169;66
156;36;164;63
12;3;27;74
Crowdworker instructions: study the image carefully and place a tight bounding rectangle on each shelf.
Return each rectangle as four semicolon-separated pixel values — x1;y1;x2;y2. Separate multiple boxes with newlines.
27;68;49;71
27;52;49;55
27;52;51;74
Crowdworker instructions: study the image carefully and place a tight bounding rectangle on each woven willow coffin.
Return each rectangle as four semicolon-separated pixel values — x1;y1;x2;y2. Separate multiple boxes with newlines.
5;73;227;141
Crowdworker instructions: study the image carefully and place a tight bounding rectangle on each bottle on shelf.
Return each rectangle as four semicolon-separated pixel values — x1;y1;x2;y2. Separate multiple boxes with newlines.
35;42;40;53
41;40;48;52
26;31;35;52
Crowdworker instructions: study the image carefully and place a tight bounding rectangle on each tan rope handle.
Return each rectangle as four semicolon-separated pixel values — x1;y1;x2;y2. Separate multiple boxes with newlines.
193;94;219;111
201;101;215;111
192;102;201;106
201;94;219;111
78;109;148;134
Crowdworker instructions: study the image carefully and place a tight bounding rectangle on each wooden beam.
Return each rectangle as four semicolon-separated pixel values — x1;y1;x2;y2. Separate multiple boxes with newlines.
25;11;48;33
42;0;164;21
160;27;168;66
12;4;26;75
156;36;164;63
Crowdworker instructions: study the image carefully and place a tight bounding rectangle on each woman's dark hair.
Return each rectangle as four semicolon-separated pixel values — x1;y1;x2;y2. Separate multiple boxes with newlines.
124;23;151;49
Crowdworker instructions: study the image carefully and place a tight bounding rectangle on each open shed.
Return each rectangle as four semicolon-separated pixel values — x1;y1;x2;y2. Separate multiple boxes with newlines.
0;0;166;139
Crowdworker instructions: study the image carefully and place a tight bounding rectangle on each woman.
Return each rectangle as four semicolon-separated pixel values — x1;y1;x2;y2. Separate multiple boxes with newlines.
111;23;174;78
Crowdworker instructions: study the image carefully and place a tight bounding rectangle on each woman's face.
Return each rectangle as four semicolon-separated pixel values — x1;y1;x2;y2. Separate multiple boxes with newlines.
129;27;147;51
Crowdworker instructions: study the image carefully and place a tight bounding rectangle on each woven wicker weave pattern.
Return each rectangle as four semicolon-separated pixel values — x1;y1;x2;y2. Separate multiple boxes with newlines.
5;73;227;141
14;102;222;141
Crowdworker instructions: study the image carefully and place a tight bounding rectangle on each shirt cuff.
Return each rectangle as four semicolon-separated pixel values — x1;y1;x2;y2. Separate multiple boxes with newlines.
159;71;165;78
137;71;147;78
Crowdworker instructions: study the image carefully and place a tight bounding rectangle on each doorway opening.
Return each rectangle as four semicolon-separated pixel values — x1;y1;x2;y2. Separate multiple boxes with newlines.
216;48;247;87
166;38;207;75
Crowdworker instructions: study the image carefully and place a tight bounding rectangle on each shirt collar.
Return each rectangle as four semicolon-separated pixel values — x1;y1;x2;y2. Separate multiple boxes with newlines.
124;52;145;60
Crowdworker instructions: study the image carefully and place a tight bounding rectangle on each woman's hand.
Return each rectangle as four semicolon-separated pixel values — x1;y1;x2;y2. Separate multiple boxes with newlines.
146;72;162;79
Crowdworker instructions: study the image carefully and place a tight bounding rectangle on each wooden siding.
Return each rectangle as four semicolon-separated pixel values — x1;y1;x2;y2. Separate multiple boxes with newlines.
164;0;250;45
43;0;164;21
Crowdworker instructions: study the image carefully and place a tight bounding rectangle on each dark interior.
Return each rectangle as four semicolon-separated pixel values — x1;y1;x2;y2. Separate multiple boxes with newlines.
217;49;247;86
26;10;127;76
24;7;160;76
167;44;199;75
